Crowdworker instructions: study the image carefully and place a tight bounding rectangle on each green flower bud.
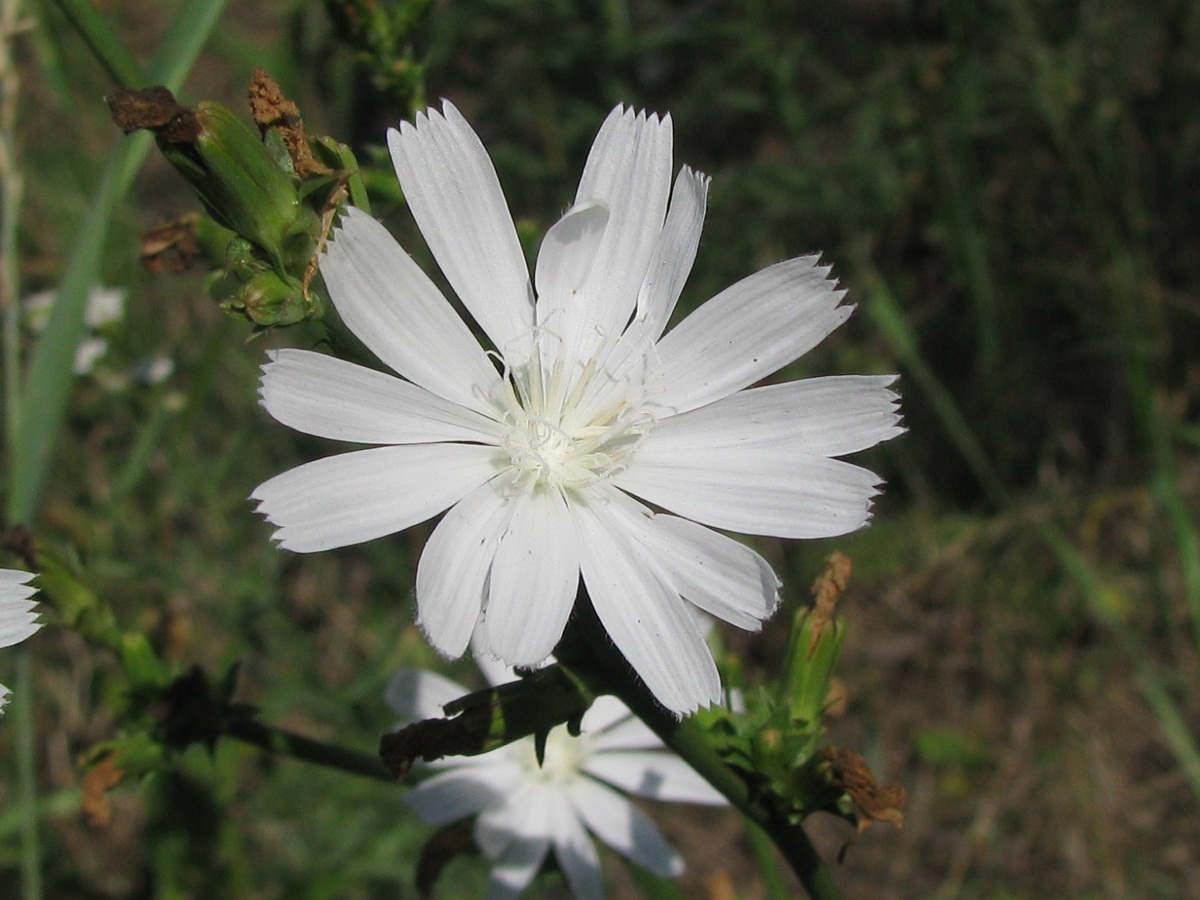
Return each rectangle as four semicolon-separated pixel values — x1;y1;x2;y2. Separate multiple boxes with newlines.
107;88;320;275
223;268;322;328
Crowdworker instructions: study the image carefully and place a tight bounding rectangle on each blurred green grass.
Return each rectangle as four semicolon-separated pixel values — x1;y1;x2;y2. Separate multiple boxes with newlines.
4;0;1198;897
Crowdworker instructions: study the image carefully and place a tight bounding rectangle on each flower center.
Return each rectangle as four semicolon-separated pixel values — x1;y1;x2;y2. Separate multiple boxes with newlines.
500;346;652;491
517;725;588;784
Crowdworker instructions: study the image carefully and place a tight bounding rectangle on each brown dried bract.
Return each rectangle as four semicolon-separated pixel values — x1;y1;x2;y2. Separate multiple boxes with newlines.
105;86;199;144
81;754;126;828
379;715;487;780
822;746;906;860
140;214;201;273
248;67;330;178
809;550;852;653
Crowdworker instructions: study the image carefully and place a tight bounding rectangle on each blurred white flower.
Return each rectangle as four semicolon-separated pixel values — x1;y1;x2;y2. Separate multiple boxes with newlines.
387;654;725;899
24;284;127;376
253;102;903;714
131;355;175;385
0;570;41;715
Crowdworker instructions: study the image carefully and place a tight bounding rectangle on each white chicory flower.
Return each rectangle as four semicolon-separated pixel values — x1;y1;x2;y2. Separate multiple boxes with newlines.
387;653;725;899
252;102;903;714
0;569;41;714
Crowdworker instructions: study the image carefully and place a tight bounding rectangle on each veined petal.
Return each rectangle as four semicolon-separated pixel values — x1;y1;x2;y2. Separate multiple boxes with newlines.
260;349;505;445
416;481;513;658
550;107;673;372
583;751;725;805
388;102;534;359
534;202;609;324
486;835;551;900
577;166;710;422
251;443;501;552
480;487;580;666
572;488;721;715
575;107;672;308
579;695;636;737
320;207;504;415
585;710;663;753
551;798;604;900
0;570;40;649
616;446;881;539
476;779;553;856
638;515;780;630
631;166;709;340
384;668;467;721
567;778;683;878
648;374;904;457
406;763;520;825
650;256;850;415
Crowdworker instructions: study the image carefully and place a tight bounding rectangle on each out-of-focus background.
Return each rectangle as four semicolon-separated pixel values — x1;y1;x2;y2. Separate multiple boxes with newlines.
4;0;1198;896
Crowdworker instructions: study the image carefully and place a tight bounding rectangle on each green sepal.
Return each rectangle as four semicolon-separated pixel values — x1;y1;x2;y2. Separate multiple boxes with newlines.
782;607;847;727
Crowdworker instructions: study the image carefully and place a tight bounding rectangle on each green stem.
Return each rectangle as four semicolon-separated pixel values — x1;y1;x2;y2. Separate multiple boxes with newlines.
566;597;843;900
47;0;147;87
746;820;795;900
224;718;395;784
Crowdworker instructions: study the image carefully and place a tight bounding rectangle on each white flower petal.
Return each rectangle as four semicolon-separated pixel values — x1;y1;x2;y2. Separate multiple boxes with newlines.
481;487;579;666
0;570;40;649
648;374;904;458
579;695;635;736
406;763;520;825
259;348;504;445
486;835;551;900
387;103;534;359
546;107;673;373
0;683;9;715
585;711;663;753
617;446;882;539
583;750;726;805
650;256;850;415
631;166;709;340
574;108;672;316
638;515;780;630
416;481;513;658
384;669;467;721
476;778;553;856
534;202;609;321
576;166;710;422
572;489;721;715
568;778;684;878
251;443;501;552
551;797;604;900
321;207;505;415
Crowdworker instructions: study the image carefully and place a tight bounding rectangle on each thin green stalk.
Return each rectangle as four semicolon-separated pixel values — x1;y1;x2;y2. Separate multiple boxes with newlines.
0;4;39;897
47;0;146;87
5;5;229;896
224;718;395;784
10;0;230;525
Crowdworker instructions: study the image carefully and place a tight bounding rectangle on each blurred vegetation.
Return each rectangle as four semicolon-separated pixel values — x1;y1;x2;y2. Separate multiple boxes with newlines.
2;0;1198;897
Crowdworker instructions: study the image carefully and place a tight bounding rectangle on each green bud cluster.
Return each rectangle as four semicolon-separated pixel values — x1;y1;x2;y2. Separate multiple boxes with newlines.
108;80;369;328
